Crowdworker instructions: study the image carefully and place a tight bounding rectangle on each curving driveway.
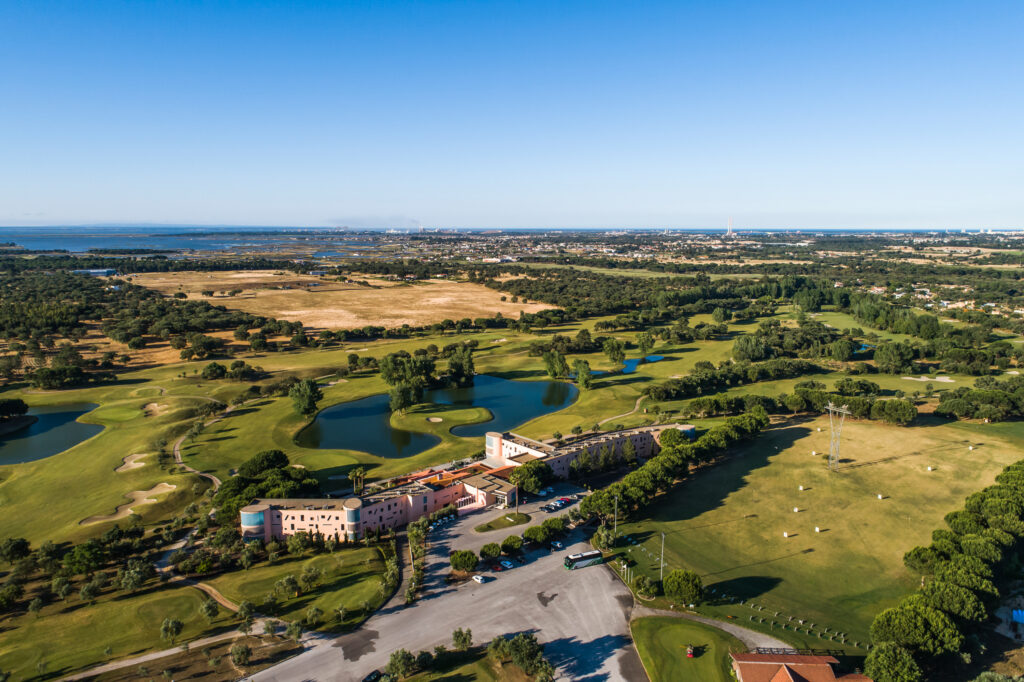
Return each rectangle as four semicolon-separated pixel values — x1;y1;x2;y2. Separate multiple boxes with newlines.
252;486;645;681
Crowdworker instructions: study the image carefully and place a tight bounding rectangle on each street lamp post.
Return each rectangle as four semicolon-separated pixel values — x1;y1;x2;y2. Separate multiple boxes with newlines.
660;532;665;584
613;495;618;539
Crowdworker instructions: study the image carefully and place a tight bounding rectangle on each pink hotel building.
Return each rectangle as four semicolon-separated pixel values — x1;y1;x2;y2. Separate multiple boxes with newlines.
240;424;694;542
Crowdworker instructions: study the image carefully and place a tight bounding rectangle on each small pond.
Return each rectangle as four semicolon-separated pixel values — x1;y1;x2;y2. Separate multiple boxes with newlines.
296;375;578;458
0;403;103;465
582;354;665;378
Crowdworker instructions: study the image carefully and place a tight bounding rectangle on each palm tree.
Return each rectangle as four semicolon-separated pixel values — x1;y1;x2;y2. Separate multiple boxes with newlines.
347;466;366;495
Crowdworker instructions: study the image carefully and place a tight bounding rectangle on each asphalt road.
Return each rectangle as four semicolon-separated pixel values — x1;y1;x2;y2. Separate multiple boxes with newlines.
251;484;645;681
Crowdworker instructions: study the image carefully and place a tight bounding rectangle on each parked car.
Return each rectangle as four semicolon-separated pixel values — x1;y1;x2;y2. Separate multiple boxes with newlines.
362;671;382;682
551;540;564;550
500;559;514;570
491;564;503;572
473;575;486;584
514;555;526;564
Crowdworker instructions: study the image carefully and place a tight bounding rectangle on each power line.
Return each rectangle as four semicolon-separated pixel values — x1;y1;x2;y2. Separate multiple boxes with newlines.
826;402;851;473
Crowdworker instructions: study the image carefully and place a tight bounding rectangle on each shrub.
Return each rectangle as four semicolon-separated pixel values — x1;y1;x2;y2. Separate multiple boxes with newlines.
663;569;703;605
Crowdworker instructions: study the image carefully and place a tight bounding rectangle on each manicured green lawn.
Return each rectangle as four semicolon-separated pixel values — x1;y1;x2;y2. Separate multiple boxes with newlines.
630;616;743;682
616;416;1024;646
205;547;387;630
0;314;777;545
474;512;531;533
0;583;232;679
0;387;215;545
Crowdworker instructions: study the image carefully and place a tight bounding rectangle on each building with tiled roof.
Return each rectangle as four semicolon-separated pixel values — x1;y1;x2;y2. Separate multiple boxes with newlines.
730;653;872;682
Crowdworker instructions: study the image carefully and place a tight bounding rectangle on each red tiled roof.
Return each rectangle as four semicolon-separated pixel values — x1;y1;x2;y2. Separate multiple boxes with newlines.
730;653;871;682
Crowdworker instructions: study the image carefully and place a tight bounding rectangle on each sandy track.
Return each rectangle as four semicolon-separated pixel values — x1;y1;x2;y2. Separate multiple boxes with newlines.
79;483;176;525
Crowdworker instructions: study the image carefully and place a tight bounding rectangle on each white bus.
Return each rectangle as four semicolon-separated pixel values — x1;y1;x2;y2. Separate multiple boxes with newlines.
564;550;603;570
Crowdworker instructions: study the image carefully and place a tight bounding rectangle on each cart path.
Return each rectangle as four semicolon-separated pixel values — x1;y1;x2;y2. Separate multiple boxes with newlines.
631;605;792;650
599;395;646;426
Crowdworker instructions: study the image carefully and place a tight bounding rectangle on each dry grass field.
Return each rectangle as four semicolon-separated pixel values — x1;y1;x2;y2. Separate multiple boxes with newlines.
127;270;553;328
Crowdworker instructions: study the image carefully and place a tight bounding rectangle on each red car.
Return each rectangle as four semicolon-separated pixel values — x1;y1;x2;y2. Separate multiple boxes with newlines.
491;564;503;572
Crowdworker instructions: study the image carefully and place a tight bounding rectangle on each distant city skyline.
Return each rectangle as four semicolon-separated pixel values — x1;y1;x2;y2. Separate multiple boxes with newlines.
1;1;1022;229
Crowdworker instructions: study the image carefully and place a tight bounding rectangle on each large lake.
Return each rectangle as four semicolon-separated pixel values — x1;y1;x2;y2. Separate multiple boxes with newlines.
0;403;103;465
296;375;578;458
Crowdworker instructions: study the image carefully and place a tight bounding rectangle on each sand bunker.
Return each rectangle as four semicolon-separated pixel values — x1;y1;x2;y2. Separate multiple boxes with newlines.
902;375;955;383
427;417;443;423
115;454;149;472
79;483;176;525
144;402;170;417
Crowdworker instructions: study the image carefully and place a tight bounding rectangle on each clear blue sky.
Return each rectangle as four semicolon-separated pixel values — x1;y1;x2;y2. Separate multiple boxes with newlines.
1;1;1021;229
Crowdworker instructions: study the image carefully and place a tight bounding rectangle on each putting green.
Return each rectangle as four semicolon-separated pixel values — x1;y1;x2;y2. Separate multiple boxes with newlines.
631;616;743;682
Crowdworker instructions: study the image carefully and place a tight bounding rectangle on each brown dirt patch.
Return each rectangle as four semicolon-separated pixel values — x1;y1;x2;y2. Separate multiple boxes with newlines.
128;270;553;329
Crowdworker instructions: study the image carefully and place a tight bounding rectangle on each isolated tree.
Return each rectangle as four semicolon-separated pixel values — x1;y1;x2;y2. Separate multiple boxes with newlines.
200;597;219;623
237;600;256;621
386;649;416;679
300;565;322;592
289;378;323;415
509;460;552;494
449;550;478;572
663;569;703;605
480;543;501;560
161;618;184;644
542;350;569;379
603;339;625;367
388;383;417;414
637;332;654;356
572;358;593;390
277;574;301;598
523;525;550;545
452;627;472;652
230;643;252;667
285;621;303;642
79;582;99;603
0;538;31;565
501;535;523;554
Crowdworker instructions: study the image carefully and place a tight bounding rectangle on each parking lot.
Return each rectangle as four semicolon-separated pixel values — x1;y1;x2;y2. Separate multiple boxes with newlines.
251;482;644;681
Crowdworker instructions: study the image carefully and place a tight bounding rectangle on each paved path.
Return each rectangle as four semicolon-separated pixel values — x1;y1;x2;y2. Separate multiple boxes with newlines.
172;407;236;490
630;605;791;651
252;482;644;682
599;395;646;426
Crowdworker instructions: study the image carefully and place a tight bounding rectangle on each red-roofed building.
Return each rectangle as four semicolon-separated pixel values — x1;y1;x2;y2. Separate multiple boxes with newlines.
730;653;872;682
